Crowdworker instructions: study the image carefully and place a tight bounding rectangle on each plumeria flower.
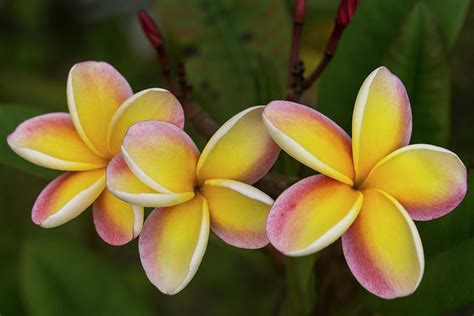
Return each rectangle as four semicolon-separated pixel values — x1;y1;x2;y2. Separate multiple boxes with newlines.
106;106;280;294
263;66;467;299
7;61;185;245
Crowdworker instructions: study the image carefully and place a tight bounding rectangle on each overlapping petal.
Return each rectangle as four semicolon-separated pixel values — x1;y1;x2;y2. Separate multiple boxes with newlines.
32;169;105;227
121;121;199;193
361;144;467;220
352;67;412;184
139;195;210;295
7;113;107;170
93;189;143;246
200;179;272;249
196;106;280;184
267;175;363;256
342;189;424;299
263;101;354;185
107;153;194;207
67;61;132;158
107;88;185;154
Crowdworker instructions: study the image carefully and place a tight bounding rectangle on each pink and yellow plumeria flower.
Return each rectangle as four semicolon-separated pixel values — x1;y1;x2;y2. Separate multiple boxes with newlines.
106;106;280;294
7;61;185;245
263;66;467;299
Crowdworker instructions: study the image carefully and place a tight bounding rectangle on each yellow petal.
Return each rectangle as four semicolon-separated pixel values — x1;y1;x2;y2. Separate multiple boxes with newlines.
267;175;362;256
196;106;280;184
263;101;354;185
200;179;273;249
7;113;107;170
342;189;424;299
361;144;467;220
93;189;143;246
107;88;184;154
121;121;199;193
67;61;133;158
139;195;210;295
32;169;106;227
352;66;412;184
106;153;194;207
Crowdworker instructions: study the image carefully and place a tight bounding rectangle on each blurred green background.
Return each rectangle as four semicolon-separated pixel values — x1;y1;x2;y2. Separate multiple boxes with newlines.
1;0;474;315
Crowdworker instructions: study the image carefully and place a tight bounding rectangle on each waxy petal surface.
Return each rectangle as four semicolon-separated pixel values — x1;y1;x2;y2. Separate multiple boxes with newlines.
267;175;363;256
107;88;184;154
139;195;210;295
93;189;143;246
362;144;467;221
342;190;424;299
197;106;280;184
352;67;412;184
121;121;199;193
107;153;194;207
200;179;273;249
7;113;107;170
32;169;105;227
67;61;132;158
263;101;354;185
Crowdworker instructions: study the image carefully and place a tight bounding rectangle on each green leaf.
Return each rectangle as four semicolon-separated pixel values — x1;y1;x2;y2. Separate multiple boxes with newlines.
384;2;450;145
0;105;58;179
279;255;318;316
363;237;474;316
428;0;470;48
317;0;467;142
20;239;154;316
154;0;290;122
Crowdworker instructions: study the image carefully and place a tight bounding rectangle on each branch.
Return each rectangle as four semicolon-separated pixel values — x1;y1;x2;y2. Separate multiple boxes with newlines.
302;0;360;91
138;10;176;94
286;0;307;102
138;10;218;138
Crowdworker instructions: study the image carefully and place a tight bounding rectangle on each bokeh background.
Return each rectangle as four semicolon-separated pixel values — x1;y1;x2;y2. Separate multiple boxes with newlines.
1;0;473;315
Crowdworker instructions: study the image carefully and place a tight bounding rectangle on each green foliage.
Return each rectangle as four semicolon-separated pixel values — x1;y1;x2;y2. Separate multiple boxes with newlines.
317;0;468;142
280;255;318;316
20;239;154;316
0;105;58;180
154;0;290;122
384;3;450;145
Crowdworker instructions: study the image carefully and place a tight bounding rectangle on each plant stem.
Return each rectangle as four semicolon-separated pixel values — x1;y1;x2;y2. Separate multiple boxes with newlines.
138;10;176;94
286;0;307;101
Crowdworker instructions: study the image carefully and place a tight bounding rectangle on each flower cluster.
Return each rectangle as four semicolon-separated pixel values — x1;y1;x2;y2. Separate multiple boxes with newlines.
8;62;467;299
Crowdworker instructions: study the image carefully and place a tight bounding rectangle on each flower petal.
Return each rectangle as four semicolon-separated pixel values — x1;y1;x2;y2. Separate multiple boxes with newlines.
200;179;273;249
107;88;184;154
263;101;354;185
93;189;143;246
67;61;133;158
139;195;210;295
32;169;106;228
106;153;195;207
7;113;107;170
361;144;467;221
352;67;412;184
267;175;363;256
196;106;280;184
121;121;199;193
342;189;424;299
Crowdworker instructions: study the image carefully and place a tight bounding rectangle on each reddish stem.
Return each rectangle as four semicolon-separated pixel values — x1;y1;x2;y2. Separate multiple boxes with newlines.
138;10;177;93
302;0;359;90
286;0;307;101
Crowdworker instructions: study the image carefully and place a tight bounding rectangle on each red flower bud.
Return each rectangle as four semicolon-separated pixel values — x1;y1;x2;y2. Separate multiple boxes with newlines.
138;10;164;49
335;0;360;29
293;0;307;24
